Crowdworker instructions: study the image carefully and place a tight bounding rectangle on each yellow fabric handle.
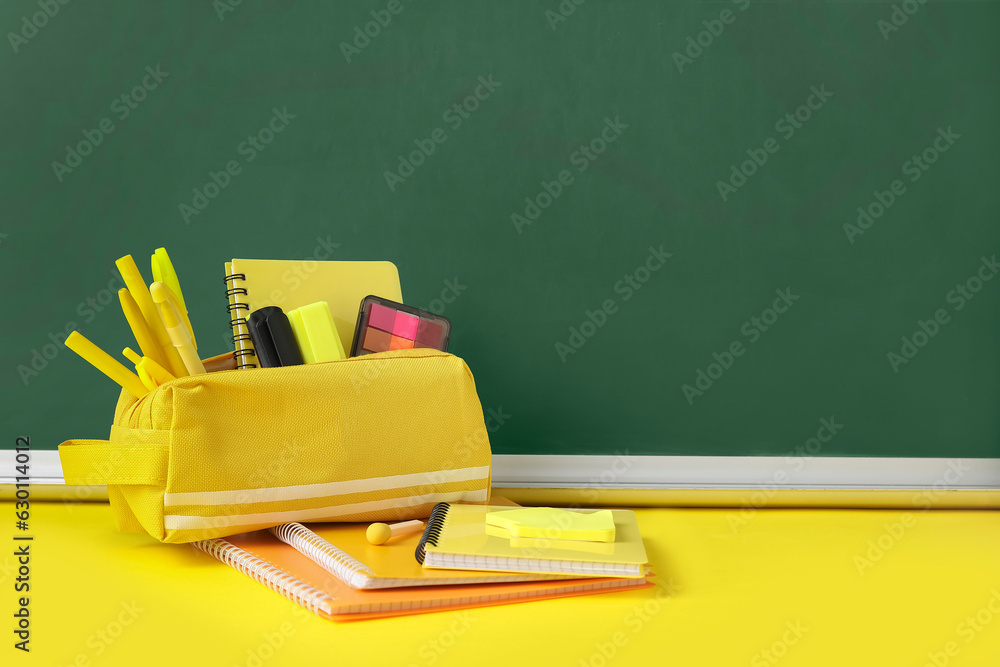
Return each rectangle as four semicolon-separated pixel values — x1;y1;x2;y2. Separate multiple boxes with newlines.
59;440;168;486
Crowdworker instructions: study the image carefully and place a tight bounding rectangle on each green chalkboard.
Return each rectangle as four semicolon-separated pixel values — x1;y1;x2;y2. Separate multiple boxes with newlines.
2;1;998;458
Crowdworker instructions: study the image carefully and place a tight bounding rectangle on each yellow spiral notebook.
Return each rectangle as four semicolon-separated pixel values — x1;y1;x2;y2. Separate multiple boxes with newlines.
417;503;649;578
223;259;402;369
268;522;578;589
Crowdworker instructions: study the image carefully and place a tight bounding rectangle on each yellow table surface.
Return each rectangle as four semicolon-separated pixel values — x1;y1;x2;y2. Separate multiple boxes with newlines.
6;501;998;666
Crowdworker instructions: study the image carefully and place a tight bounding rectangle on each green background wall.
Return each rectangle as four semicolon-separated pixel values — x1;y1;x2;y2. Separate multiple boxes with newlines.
2;1;998;457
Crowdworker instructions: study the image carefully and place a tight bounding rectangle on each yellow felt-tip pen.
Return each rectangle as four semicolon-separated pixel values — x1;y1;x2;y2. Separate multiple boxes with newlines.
151;248;197;349
116;255;188;378
150;282;205;375
66;331;148;398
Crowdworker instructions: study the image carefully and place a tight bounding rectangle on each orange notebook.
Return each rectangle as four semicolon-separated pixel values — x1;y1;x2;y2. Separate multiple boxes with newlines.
195;530;652;621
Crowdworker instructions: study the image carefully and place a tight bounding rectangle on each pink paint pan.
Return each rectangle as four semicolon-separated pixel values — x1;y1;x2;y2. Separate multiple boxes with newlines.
350;295;451;356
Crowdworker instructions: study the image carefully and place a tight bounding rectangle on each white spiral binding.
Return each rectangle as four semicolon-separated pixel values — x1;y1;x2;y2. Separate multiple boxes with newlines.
269;523;375;590
192;538;334;616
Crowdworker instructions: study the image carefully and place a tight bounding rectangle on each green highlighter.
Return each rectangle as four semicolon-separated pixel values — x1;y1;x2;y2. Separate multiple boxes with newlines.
287;301;346;363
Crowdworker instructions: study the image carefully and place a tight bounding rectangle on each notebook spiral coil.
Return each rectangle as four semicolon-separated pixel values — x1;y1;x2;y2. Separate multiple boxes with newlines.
270;523;375;590
415;502;451;565
193;538;333;616
223;272;257;369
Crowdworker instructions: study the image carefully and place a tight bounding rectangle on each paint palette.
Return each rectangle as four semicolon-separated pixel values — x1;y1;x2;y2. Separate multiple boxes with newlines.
350;295;451;356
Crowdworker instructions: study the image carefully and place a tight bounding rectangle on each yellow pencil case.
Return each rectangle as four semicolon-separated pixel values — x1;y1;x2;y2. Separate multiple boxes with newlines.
58;349;492;543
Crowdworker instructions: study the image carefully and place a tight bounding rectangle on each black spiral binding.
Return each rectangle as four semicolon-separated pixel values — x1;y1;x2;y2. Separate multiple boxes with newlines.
415;502;451;565
223;272;257;369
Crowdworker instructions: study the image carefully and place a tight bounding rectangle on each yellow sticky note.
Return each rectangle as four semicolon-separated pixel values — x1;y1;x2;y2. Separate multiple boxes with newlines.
485;508;616;542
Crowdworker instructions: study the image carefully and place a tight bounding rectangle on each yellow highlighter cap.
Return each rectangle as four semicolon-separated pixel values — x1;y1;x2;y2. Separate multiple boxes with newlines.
287;301;346;364
149;282;181;328
151;247;186;310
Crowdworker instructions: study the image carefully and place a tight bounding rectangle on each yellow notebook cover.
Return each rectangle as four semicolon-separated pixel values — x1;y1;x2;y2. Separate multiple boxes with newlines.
270;522;583;589
418;503;648;578
224;259;401;368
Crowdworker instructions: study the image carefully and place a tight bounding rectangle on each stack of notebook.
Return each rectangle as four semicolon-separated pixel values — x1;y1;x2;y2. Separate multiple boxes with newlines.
194;502;651;620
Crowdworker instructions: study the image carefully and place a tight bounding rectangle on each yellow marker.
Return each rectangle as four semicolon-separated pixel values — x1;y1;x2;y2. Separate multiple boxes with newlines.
118;289;167;368
151;248;196;349
366;520;425;545
151;248;186;309
151;282;205;375
287;301;345;363
65;331;148;398
123;347;176;389
116;255;187;378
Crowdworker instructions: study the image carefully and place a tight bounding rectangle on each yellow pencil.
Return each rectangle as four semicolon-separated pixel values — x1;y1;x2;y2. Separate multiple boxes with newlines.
66;331;148;398
116;255;188;378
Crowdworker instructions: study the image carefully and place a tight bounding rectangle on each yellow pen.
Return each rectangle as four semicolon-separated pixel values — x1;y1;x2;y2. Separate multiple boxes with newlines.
150;282;205;375
158;282;196;350
151;248;197;349
65;331;148;397
116;255;188;378
118;289;168;368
